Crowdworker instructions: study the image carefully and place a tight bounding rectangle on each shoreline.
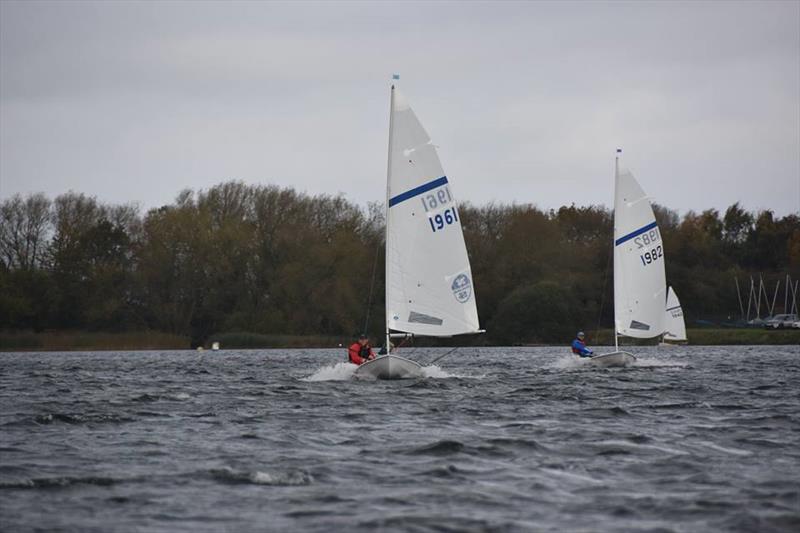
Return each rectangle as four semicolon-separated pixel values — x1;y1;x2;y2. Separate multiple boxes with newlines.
1;328;798;352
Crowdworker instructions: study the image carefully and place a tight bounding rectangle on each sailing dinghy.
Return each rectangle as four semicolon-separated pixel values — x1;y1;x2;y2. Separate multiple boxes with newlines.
355;81;482;379
659;286;687;345
591;151;666;367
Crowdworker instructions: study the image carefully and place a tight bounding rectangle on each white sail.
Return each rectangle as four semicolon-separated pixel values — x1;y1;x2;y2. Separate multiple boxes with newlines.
663;286;687;341
385;87;480;337
613;165;666;339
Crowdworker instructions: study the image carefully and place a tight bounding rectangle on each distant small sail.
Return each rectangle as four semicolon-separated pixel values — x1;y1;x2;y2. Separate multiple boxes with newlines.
663;287;687;341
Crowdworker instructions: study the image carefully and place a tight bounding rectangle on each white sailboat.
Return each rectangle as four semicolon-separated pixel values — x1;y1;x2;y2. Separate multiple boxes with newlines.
660;286;687;345
591;151;667;367
355;80;482;379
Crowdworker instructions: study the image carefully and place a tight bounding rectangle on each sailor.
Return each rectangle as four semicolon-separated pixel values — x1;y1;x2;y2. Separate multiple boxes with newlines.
378;340;394;355
571;331;594;358
348;334;376;365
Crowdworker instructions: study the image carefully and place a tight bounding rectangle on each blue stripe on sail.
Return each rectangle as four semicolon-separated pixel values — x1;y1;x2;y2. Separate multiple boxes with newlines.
666;305;682;312
388;176;448;207
615;221;658;246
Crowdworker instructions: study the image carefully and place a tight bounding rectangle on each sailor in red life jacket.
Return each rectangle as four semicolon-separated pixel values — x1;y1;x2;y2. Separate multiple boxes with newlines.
571;331;594;358
348;334;376;365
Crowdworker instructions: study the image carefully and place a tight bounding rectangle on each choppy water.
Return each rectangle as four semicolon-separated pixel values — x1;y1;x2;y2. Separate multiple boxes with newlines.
1;346;798;532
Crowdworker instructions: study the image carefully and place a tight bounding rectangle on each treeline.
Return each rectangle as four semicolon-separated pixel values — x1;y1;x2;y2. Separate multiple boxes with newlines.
1;182;798;345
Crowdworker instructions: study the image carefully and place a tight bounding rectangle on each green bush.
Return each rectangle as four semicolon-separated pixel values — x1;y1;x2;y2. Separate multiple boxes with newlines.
489;281;588;344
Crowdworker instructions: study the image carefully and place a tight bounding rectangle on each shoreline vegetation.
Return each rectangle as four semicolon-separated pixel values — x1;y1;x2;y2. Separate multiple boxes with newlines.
1;328;798;352
2;183;798;347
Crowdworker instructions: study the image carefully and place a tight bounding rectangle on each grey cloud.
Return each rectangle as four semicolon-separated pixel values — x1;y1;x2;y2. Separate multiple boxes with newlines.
1;0;798;216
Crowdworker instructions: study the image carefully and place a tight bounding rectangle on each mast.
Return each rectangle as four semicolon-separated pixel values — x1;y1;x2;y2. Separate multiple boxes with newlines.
661;288;667;343
614;148;620;352
770;279;780;317
384;79;396;354
785;274;790;314
735;277;745;321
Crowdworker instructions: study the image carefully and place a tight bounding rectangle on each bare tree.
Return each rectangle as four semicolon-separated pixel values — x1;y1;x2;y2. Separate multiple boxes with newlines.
0;193;53;270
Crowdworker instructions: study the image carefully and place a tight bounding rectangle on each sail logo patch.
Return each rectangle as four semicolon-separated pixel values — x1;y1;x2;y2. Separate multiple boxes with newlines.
451;274;472;303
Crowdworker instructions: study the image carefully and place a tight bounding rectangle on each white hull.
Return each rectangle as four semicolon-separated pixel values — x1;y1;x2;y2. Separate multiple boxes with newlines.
590;351;636;367
353;354;424;380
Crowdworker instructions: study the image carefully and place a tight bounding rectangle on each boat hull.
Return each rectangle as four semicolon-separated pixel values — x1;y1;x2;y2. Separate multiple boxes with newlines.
658;341;685;347
353;355;424;380
590;351;636;367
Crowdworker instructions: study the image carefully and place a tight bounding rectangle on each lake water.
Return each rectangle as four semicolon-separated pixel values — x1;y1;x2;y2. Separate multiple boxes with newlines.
1;346;798;532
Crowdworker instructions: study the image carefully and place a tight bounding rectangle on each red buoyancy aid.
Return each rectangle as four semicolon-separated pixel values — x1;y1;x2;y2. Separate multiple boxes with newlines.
348;343;374;365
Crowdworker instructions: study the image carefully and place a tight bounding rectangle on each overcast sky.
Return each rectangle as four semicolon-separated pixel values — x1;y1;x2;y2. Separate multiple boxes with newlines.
1;0;798;216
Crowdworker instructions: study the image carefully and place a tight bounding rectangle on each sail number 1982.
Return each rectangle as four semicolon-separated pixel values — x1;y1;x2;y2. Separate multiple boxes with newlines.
640;245;663;266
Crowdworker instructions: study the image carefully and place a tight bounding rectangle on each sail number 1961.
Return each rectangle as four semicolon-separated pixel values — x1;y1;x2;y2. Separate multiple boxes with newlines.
428;207;458;232
421;186;458;233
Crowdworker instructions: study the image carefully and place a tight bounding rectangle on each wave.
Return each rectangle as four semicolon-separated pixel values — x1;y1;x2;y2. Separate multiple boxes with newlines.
408;439;466;456
208;467;313;486
591;439;689;457
539;467;605;486
693;440;753;457
0;475;118;490
485;437;543;451
132;392;191;402
1;412;135;427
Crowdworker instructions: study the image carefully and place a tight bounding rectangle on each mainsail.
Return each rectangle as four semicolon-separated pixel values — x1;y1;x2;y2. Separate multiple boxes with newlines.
613;162;667;339
385;87;480;338
663;286;687;342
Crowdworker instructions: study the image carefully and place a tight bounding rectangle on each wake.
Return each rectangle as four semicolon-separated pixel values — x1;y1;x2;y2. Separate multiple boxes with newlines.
301;362;358;382
547;355;688;369
633;357;688;368
547;355;587;369
421;365;485;379
301;362;484;381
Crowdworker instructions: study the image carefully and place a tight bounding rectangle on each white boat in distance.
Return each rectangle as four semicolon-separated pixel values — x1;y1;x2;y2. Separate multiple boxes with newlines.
591;151;667;367
660;286;688;345
355;81;482;380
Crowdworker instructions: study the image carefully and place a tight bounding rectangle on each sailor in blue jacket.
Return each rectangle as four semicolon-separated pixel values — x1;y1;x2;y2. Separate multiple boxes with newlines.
571;331;594;357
